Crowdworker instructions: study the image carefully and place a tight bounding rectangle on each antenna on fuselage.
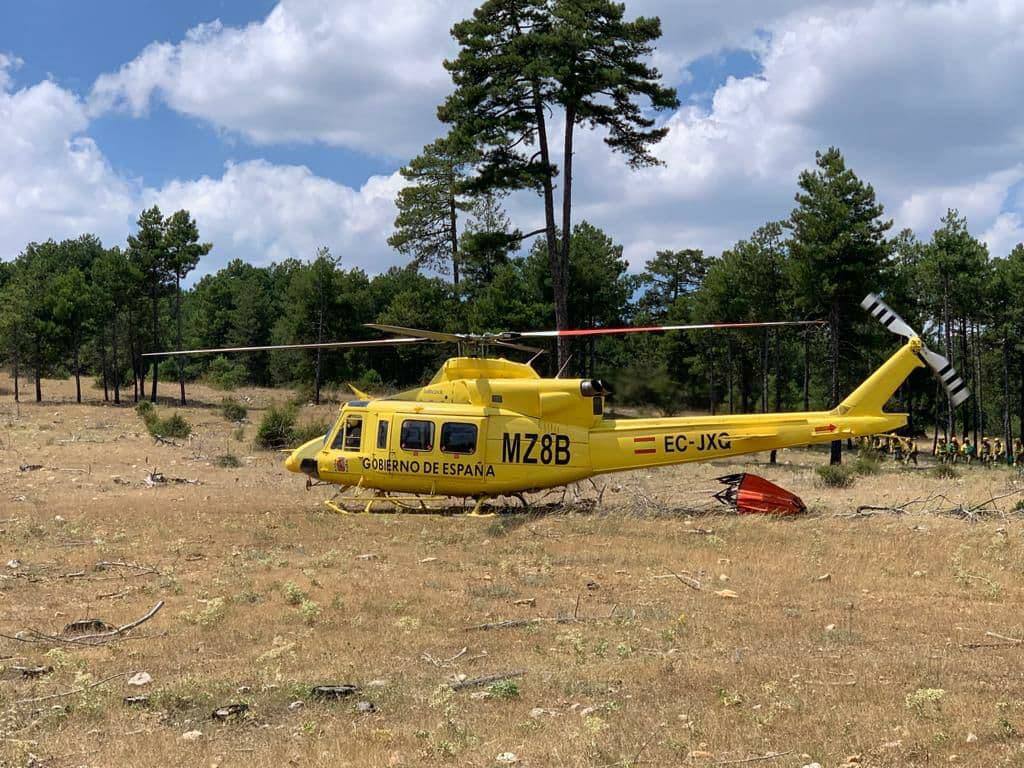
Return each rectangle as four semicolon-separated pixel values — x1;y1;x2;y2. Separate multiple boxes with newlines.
555;355;574;378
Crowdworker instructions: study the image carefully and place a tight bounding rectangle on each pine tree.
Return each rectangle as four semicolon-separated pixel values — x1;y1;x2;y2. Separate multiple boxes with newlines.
787;148;892;464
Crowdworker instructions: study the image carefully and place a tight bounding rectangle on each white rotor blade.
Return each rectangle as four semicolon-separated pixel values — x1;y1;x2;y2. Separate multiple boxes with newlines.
508;320;827;339
861;293;917;338
143;338;425;357
920;346;971;408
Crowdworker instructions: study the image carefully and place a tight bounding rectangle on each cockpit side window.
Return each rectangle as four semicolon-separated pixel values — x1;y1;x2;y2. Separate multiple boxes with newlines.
331;415;363;451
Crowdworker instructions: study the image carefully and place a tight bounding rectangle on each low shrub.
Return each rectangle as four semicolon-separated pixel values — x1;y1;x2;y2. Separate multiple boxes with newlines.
255;405;298;449
221;398;248;422
852;455;881;476
214;454;241;468
154;412;192;439
136;401;192;439
816;464;855;488
931;463;959;479
206;356;248;391
292;418;332;445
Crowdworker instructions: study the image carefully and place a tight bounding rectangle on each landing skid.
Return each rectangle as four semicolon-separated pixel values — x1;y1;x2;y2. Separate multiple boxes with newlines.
322;487;530;517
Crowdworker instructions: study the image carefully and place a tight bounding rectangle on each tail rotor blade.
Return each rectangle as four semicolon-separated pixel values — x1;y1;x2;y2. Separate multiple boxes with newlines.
920;347;971;408
861;293;917;338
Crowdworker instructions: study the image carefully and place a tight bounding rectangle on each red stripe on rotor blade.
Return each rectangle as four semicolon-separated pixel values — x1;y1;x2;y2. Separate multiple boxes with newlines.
634;448;657;455
521;320;826;338
633;436;656;442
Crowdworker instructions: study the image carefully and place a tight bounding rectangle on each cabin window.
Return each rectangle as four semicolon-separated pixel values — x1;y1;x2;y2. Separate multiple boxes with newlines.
332;415;363;451
400;420;434;452
441;422;477;455
376;420;389;450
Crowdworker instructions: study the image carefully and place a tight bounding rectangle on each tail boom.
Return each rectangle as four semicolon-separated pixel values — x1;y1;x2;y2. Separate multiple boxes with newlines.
589;340;921;474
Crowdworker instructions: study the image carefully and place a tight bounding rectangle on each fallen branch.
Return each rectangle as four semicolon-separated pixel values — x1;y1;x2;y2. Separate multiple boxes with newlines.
95;560;161;576
449;669;524;691
422;647;467;667
710;750;792;766
665;568;702;591
986;631;1022;644
14;672;124;705
7;601;164;647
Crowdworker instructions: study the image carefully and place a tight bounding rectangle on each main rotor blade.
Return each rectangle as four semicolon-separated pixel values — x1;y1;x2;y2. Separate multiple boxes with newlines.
142;338;425;357
364;323;465;344
508;320;827;339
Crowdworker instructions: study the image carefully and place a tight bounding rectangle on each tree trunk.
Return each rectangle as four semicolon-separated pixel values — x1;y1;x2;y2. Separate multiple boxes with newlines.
802;330;810;412
1003;337;1012;464
708;353;716;415
34;336;42;403
314;305;324;406
942;281;953;437
150;290;159;403
771;330;781;465
829;307;841;465
112;318;121;405
559;102;577;359
727;338;735;414
73;343;81;404
449;193;460;287
176;272;186;406
531;83;567;367
101;346;109;402
13;346;19;403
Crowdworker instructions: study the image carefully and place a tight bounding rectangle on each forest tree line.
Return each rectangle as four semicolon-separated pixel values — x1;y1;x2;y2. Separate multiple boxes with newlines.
1;147;1023;464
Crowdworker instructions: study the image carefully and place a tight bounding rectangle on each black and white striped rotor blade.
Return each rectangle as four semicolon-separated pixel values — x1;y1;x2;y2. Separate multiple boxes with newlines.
920;346;971;408
861;293;917;338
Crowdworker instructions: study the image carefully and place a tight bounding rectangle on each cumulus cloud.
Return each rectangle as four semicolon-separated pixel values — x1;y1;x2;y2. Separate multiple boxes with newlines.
87;0;876;159
0;57;137;259
0;55;404;275
89;0;473;158
564;0;1024;264
145;161;404;273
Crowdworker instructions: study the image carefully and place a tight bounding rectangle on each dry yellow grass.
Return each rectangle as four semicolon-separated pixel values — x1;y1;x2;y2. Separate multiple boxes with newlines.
1;373;1023;768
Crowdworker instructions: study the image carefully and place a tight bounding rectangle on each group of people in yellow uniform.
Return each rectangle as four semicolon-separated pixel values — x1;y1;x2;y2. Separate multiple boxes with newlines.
932;435;1023;466
857;434;1023;467
860;434;920;465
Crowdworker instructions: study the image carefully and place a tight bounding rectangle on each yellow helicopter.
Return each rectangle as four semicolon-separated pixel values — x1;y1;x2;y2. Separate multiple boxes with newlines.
147;293;968;515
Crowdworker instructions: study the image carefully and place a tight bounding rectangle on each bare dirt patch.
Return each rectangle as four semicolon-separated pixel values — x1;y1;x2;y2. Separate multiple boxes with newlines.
2;374;1023;767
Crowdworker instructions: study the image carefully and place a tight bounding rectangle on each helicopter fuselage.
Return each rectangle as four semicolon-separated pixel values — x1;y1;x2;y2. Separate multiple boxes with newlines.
285;343;923;499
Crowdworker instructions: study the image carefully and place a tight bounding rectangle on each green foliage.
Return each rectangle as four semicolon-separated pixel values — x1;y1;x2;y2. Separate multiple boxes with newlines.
292;419;332;445
282;581;307;606
206;356;249;391
255;405;298;450
152;413;192;439
487;679;520;699
136;401;191;439
214;454;241;468
852;455;881;476
220;398;248;422
816;464;856;488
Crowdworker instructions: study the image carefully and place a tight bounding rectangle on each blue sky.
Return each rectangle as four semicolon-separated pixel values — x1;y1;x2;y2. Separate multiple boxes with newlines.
1;1;1022;278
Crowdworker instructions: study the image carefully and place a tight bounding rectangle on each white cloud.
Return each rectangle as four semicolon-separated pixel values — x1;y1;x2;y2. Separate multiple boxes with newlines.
145;161;404;274
87;0;873;159
90;0;473;158
564;0;1024;265
982;212;1024;258
0;55;405;274
0;57;137;259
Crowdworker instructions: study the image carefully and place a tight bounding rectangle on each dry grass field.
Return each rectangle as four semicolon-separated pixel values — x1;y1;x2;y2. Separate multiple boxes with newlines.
2;373;1024;768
